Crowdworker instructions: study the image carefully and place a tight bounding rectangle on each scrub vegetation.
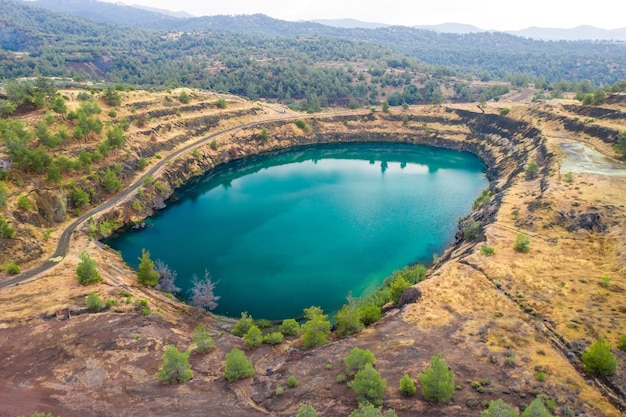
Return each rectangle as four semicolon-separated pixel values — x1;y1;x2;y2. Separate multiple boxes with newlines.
1;3;626;415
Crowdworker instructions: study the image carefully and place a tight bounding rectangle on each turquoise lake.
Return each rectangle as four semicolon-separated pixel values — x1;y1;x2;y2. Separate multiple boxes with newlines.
106;143;488;320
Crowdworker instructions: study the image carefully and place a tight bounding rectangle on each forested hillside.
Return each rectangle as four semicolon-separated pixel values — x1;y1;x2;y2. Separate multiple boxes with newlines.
2;0;626;109
13;0;626;86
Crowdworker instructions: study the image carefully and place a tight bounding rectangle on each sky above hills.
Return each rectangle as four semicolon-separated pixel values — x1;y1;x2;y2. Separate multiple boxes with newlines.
104;0;622;31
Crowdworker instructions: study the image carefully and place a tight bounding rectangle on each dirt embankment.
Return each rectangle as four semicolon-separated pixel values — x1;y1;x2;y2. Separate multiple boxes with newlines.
1;100;625;417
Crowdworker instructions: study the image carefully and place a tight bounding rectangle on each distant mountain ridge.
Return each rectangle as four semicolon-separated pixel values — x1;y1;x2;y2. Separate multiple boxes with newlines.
507;25;626;41
314;18;626;40
128;3;193;19
25;0;183;27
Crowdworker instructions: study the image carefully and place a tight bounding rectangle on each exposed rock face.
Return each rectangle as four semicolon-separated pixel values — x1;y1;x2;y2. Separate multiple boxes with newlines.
13;190;68;228
556;209;607;233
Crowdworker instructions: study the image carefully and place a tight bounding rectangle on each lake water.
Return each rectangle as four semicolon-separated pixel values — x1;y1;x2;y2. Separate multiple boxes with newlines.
106;143;488;320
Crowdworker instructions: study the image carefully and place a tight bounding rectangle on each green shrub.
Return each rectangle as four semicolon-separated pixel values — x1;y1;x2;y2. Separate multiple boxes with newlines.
359;305;383;325
399;373;416;396
275;386;284;395
6;259;20;274
216;98;227;109
581;338;617;376
514;233;531;253
287;375;299;388
232;312;254;337
481;399;519;417
244;325;263;349
348;403;397;417
179;91;190;104
525;159;539;180
210;139;219;150
349;364;386;406
344;347;377;376
296;404;318;417
390;276;410;304
263;332;284;345
141;307;151;316
499;107;511;116
0;216;15;239
479;245;496;256
255;319;272;328
17;194;33;210
279;318;301;335
156;345;193;384
473;189;492;209
336;373;347;383
462;218;480;240
295;119;308;130
105;299;118;308
536;372;545;382
419;353;455;402
136;157;147;170
335;300;364;337
564;171;574;182
224;348;255;382
599;274;611;288
86;292;103;311
131;199;143;211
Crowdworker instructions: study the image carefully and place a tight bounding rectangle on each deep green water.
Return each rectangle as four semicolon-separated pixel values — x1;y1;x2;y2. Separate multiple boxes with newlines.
106;143;488;320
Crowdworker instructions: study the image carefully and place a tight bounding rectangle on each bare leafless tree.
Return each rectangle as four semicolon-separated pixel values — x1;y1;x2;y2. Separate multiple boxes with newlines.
189;270;220;311
155;259;180;294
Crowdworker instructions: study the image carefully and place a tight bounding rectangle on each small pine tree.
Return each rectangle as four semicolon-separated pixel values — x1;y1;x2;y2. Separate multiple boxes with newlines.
348;402;397;417
481;399;519;417
76;250;102;285
231;312;255;337
193;323;215;353
136;248;159;286
514;233;531;253
344;347;377;376
399;373;416;396
419;353;455;402
86;292;103;311
224;348;255;382
335;299;364;338
520;398;552;417
156;345;193;384
260;128;270;142
349;364;387;406
525;159;539;180
244;325;263;349
581;338;618;376
301;307;331;348
296;404;318;417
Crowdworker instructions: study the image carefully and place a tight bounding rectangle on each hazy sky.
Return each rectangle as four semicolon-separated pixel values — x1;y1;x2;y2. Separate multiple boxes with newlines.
104;0;622;31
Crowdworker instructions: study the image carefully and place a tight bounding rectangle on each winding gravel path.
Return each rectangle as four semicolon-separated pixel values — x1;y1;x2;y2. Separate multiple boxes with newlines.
0;112;304;289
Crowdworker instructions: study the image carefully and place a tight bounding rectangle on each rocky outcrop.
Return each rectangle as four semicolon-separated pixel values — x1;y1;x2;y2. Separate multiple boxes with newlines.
562;105;626;121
